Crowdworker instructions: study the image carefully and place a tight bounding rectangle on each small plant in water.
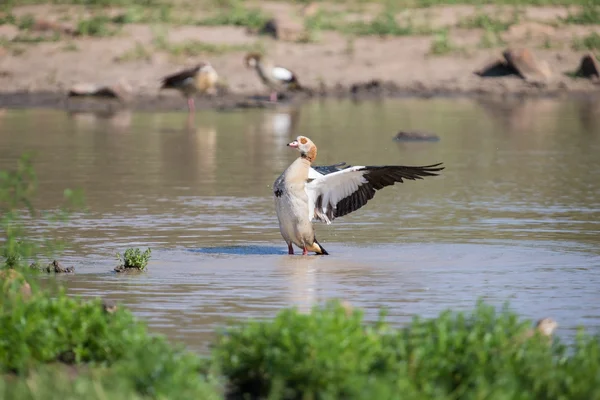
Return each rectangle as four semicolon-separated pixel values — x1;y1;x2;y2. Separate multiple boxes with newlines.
115;247;151;271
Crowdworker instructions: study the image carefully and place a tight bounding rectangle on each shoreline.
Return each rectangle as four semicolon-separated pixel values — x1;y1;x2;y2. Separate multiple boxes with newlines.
1;80;599;113
2;2;600;112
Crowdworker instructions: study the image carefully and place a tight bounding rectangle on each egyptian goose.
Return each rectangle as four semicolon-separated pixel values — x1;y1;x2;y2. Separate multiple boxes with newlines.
244;52;303;102
274;136;444;255
160;62;218;112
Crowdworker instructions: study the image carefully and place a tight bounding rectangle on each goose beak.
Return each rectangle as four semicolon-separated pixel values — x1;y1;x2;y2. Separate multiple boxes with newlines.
287;140;299;148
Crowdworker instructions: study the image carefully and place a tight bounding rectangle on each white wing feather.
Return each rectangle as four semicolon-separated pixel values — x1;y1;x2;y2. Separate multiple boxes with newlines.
308;167;324;180
272;67;293;82
305;166;368;224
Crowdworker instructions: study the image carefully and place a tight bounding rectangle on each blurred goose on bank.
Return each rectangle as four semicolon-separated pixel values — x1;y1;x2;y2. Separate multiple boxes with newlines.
160;62;218;113
244;52;303;102
67;79;133;104
274;136;444;255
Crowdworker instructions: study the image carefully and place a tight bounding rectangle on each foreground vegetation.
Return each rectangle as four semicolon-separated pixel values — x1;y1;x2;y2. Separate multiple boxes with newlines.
3;156;600;399
2;283;600;399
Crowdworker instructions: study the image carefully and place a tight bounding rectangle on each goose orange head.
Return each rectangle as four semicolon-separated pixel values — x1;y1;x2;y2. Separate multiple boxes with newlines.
287;136;317;162
244;52;263;68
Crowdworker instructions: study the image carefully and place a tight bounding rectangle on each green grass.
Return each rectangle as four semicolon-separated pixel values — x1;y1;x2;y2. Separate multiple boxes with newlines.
111;3;195;25
153;36;265;58
75;15;119;36
345;10;422;36
429;29;456;55
11;33;62;43
457;11;520;32
563;2;600;25
196;0;271;30
572;32;600;51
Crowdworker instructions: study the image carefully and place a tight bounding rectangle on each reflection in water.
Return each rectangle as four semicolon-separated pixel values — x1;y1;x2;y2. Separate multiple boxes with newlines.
261;106;301;147
278;256;318;314
68;110;133;131
1;98;600;352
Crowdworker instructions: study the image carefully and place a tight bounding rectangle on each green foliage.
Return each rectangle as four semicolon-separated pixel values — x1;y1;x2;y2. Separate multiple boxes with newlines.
116;247;151;270
563;2;600;25
75;15;118;37
112;4;179;24
0;290;147;372
197;0;271;30
572;32;600;51
346;9;415;36
429;29;455;55
0;156;219;398
304;9;345;34
213;301;385;398
1;154;84;269
1;154;38;269
16;13;35;30
0;13;16;25
0;287;221;398
458;11;518;32
213;300;600;399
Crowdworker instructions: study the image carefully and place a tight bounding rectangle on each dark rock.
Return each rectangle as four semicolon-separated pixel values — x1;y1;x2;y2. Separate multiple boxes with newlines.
114;264;144;273
259;18;305;42
394;131;440;142
503;48;552;82
476;48;552;82
574;53;600;81
47;260;75;273
475;58;518;78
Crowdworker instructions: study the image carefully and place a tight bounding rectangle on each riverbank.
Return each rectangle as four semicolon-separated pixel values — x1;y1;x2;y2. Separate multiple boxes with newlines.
1;1;600;111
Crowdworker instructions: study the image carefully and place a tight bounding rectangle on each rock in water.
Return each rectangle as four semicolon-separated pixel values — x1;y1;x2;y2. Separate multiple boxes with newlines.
394;131;440;142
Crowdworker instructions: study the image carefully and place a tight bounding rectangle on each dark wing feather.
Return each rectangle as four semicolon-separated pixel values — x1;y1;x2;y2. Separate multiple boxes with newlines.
335;163;443;218
160;66;200;89
312;162;350;175
312;163;444;222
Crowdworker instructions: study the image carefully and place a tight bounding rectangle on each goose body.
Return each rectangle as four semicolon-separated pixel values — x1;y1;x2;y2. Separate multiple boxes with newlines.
274;136;444;255
160;62;218;112
244;53;302;102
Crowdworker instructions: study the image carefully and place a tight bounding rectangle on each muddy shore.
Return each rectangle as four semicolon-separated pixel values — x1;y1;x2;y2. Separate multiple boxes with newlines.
1;2;600;112
1;79;599;113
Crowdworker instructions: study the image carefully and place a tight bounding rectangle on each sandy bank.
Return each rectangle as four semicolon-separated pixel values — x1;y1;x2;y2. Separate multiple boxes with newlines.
1;2;599;111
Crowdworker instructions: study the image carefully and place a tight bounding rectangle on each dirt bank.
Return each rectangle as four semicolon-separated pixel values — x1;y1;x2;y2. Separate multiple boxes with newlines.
1;2;599;111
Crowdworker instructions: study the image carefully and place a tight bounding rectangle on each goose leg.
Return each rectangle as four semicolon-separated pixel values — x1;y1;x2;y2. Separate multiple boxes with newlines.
288;243;294;255
302;247;308;256
270;91;278;102
187;97;195;113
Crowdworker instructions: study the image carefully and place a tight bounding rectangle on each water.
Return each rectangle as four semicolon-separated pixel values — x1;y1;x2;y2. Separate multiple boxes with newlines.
1;97;599;351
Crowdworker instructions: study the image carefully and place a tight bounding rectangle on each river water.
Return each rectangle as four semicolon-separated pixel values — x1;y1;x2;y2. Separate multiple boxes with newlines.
1;97;599;351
